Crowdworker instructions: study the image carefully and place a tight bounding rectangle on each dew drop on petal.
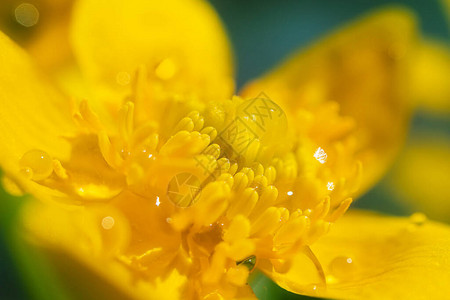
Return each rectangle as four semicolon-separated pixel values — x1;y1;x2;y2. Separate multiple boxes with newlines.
328;256;356;280
409;212;427;226
19;150;53;180
306;284;318;292
407;212;427;232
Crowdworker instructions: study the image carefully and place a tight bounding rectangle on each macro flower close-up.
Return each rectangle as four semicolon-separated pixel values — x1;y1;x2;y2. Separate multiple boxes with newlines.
0;0;449;299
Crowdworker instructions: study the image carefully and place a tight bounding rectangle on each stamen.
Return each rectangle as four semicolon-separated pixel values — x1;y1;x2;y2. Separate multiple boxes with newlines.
200;126;218;141
223;215;250;242
226;187;258;219
252;163;264;177
232;172;249;193
187;111;205;131
327;198;353;222
203;144;221;160
264;166;277;185
79;100;102;131
250;207;282;236
173;117;195;133
216;158;231;175
119;101;135;141
240;167;255;184
274;215;308;249
52;159;68;179
251;185;278;217
311;197;331;221
226;265;249;286
98;131;124;169
227;239;255;262
131;122;158;148
133;65;149;113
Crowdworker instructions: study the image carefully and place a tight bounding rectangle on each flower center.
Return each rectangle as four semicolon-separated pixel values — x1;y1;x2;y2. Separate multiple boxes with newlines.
17;74;361;298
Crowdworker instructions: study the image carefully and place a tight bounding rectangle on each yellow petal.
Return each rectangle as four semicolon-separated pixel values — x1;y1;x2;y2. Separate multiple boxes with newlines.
21;199;187;300
241;7;417;196
387;136;450;222
71;0;234;107
34;245;187;300
408;40;450;115
0;31;75;182
258;246;326;296
268;210;450;299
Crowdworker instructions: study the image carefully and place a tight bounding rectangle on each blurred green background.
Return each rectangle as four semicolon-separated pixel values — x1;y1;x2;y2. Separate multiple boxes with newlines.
0;0;449;299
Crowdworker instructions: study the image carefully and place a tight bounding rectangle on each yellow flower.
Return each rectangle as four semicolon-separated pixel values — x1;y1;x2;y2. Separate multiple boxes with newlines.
0;1;449;299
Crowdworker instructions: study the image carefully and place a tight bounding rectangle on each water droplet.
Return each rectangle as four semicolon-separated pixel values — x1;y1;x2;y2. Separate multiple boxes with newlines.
237;255;256;271
314;147;327;164
101;216;115;230
407;212;427;231
287;191;293;196
155;196;161;207
329;256;355;280
19;150;53;180
409;212;427;226
15;3;39;27
306;284;318;292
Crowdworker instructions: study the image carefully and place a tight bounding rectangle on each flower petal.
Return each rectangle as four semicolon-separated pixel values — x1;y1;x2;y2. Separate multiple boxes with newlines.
71;0;234;106
34;246;188;300
0;31;75;180
267;210;450;299
387;136;450;223
21;200;187;300
408;40;450;115
241;8;417;196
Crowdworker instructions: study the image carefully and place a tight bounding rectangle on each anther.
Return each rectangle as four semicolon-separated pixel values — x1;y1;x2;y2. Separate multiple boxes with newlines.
52;159;68;179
